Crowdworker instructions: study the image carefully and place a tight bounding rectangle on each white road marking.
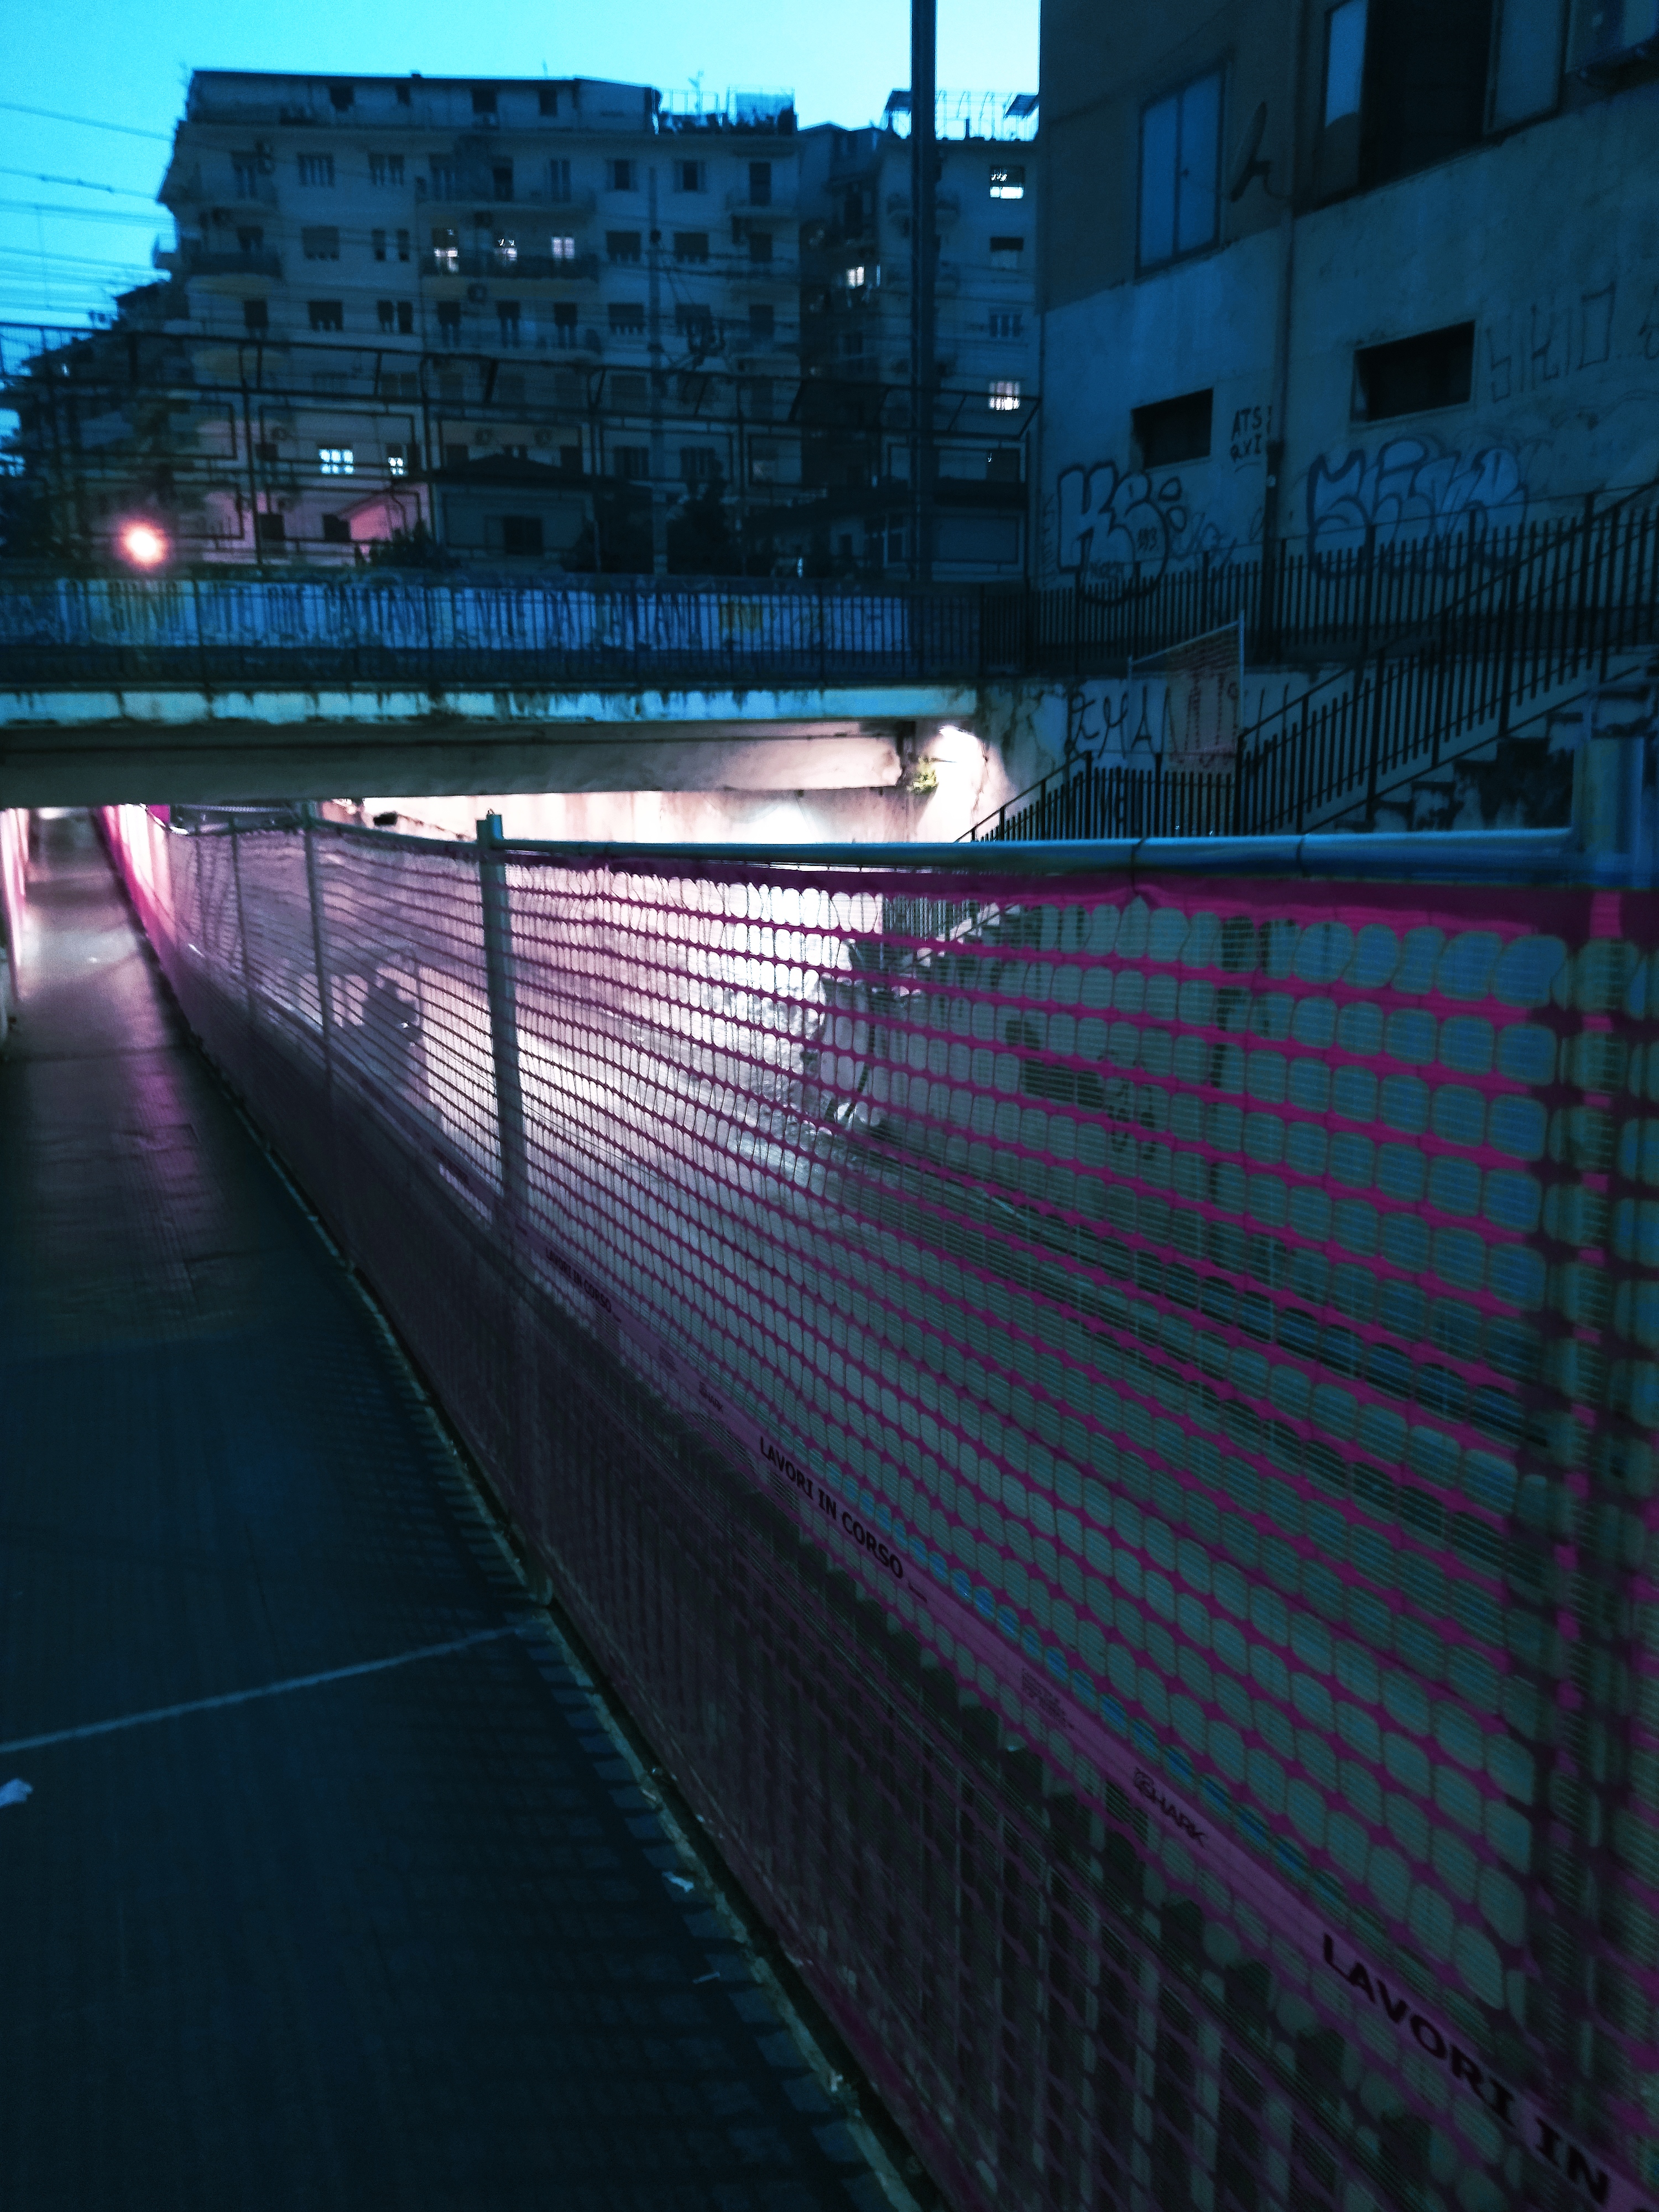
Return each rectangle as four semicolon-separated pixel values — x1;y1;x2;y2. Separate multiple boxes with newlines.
0;1626;520;1756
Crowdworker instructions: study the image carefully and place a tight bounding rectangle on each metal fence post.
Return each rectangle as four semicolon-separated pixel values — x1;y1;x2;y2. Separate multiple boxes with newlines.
477;812;529;1234
228;816;255;1044
299;802;336;1098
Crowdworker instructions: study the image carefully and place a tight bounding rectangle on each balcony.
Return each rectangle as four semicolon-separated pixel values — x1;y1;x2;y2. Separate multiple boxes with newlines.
724;185;797;215
430;250;599;282
181;246;285;279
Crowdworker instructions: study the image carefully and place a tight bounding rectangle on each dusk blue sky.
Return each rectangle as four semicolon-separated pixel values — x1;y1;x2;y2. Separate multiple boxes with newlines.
0;0;1040;333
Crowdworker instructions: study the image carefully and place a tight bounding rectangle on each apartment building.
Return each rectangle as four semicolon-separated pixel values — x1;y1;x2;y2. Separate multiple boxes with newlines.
1036;3;1659;588
147;71;804;566
796;95;1040;578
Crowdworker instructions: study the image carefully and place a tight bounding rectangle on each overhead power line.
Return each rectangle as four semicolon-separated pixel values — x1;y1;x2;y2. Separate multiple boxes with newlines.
0;165;161;199
0;199;165;226
0;100;172;143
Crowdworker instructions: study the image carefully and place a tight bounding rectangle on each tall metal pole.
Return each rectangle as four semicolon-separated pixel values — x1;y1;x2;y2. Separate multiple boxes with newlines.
477;812;529;1234
910;0;937;585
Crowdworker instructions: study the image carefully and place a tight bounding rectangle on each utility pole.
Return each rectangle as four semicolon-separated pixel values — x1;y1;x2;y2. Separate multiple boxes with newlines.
910;0;937;583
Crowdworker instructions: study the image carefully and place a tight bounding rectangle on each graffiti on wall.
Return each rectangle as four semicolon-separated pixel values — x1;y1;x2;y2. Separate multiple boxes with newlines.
1304;437;1532;567
1054;460;1239;591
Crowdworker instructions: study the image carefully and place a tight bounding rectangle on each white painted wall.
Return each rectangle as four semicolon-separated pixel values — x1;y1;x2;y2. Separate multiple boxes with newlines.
1037;87;1659;586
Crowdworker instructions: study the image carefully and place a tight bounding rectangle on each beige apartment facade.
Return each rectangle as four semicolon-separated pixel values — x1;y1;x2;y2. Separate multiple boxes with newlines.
156;71;805;567
796;97;1041;578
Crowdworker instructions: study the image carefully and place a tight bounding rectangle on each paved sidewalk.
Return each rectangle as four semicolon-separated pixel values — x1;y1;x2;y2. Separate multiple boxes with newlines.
0;813;884;2212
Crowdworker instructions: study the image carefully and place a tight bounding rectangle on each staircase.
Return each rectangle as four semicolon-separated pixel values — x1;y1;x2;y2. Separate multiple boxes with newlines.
970;481;1659;844
1319;649;1659;833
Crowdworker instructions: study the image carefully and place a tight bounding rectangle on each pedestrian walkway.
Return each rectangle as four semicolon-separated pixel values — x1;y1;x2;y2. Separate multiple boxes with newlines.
0;813;888;2212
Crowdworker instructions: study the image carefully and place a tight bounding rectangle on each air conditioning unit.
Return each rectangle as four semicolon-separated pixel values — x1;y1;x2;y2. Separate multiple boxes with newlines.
1575;0;1659;69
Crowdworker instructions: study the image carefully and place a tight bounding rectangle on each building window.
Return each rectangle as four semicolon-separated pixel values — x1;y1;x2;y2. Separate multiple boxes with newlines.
431;228;459;273
232;154;260;199
750;231;775;264
607;158;635;192
1318;1;1368;194
551;302;578;347
988;379;1022;412
608;302;645;335
397;228;410;262
1324;2;1368;122
681;447;719;483
492;163;514;202
539;86;560;116
372;228;387;262
328;84;354;112
550;158;572;201
492;232;518;266
1138;69;1222;270
988;310;1023;338
472;87;498;116
1133;388;1214;465
396;81;412;106
1353;322;1474;420
549;234;576;260
606;231;642;264
319;447;354;476
674;159;705;193
436;300;462;343
298;154;335;188
674;231;709;262
748;304;775;345
497;300;521;345
243;299;269;333
377;298;395;331
430;158;458;201
841;262;864;288
749;161;773;206
613;445;649;478
301;227;340;261
989;163;1026;198
375;299;415;335
386;445;408;476
369;153;405;186
1490;0;1566;126
254;511;286;545
499;516;544;555
321;513;351;544
749;441;779;484
308;300;345;331
675;304;715;351
989;234;1025;269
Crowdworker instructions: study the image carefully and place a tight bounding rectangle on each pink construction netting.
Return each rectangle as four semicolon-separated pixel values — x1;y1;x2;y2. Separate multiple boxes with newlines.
105;803;1659;2212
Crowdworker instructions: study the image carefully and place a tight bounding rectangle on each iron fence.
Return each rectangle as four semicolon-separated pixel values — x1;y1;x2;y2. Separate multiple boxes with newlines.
6;492;1659;693
977;493;1659;841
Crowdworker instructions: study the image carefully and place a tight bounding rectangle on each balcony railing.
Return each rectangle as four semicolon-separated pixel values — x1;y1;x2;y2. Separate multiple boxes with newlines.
181;247;285;279
431;250;600;281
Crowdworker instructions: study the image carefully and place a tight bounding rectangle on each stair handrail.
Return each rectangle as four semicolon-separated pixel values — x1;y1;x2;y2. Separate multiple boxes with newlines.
1224;469;1659;819
966;470;1659;843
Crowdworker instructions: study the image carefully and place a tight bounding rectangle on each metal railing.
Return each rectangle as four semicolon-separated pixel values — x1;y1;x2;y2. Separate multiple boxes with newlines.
101;800;1659;2212
6;486;1659;700
975;486;1659;840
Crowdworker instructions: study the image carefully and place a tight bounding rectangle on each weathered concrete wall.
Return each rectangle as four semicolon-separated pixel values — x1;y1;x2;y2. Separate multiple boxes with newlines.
1037;85;1659;585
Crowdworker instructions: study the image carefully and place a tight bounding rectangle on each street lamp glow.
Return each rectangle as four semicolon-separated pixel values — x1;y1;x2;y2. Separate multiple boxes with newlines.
119;521;168;568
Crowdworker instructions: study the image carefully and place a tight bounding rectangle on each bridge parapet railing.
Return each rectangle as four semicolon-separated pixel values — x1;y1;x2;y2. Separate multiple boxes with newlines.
101;800;1659;2212
6;496;1658;692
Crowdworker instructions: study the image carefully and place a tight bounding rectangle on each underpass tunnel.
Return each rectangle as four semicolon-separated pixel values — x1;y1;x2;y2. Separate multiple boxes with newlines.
0;806;914;2212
